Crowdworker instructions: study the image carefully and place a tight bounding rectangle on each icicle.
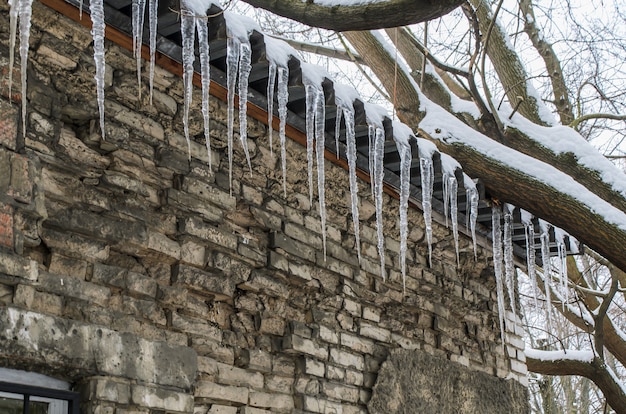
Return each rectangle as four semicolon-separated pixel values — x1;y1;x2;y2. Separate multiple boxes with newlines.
17;0;34;138
492;206;507;348
368;125;376;199
8;0;18;100
420;156;434;266
443;173;450;229
373;127;386;281
132;0;146;100
304;84;318;205
334;106;342;158
277;66;289;197
395;136;411;291
315;89;327;259
196;15;211;168
267;62;277;156
525;222;539;309
503;211;516;323
238;41;253;173
556;232;568;311
540;227;553;332
468;186;479;259
90;0;106;140
180;5;195;159
343;107;362;264
148;0;158;105
449;175;459;266
226;35;240;194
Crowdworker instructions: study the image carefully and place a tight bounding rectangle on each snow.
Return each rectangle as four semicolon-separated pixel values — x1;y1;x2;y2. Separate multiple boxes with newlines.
419;96;626;232
506;114;626;199
263;35;297;67
524;348;595;363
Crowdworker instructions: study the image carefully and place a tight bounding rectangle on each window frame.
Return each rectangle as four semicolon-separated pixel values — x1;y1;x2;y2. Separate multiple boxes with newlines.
0;381;79;414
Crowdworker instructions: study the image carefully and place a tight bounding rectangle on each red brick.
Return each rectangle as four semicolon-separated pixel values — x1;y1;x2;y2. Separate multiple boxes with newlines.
0;204;14;248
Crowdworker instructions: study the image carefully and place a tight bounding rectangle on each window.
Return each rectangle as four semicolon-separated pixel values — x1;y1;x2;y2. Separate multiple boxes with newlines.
0;369;79;414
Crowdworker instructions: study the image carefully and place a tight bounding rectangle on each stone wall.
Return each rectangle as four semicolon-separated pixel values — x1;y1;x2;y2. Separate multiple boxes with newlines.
0;2;528;413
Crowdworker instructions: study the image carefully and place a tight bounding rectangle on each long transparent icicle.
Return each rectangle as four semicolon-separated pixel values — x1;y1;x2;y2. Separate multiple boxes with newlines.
305;84;318;205
492;206;507;348
90;0;106;140
443;174;450;228
449;176;459;265
540;229;553;332
18;0;34;138
8;0;18;100
132;0;146;100
503;212;516;322
238;42;253;172
277;66;289;196
226;35;240;194
267;63;277;156
196;16;211;168
334;107;342;157
420;157;434;266
148;0;158;104
368;125;375;199
373;127;386;280
468;186;479;259
557;236;568;310
397;138;411;291
525;223;539;309
180;5;195;158
315;90;327;259
344;107;361;264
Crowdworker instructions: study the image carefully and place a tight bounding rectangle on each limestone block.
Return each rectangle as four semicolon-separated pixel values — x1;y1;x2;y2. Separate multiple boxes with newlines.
0;100;19;151
174;264;239;300
0;250;38;280
248;391;294;412
179;217;238;250
237;349;272;373
263;375;294;394
58;128;110;169
359;322;391;343
322;382;359;403
195;381;248;405
216;361;263;389
283;335;328;360
167;189;223;223
0;204;13;249
207;405;237;414
270;231;315;263
240;407;270;414
131;384;193;412
0;307;197;388
340;333;374;355
171;312;223;341
329;348;364;371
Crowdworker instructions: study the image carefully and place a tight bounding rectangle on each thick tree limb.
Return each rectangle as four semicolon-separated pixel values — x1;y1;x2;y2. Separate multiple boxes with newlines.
526;351;626;413
242;0;463;31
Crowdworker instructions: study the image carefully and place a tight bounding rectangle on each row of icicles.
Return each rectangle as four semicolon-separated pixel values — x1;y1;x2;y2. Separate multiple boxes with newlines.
6;0;569;348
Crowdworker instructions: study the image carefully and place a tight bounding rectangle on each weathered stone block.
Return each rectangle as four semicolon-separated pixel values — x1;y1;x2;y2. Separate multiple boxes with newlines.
322;382;359;403
195;381;248;405
131;384;193;412
0;306;197;388
329;348;364;371
179;217;238;250
173;264;238;300
216;361;264;389
248;391;294;412
171;311;223;341
0;204;14;248
0;250;38;280
359;322;391;343
283;335;328;360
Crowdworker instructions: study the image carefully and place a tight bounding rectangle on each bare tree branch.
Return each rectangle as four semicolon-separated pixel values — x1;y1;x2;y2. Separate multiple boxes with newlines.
241;0;463;31
570;113;626;130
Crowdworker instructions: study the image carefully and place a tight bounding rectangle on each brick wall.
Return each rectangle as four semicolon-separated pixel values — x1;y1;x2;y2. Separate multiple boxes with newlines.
0;2;528;413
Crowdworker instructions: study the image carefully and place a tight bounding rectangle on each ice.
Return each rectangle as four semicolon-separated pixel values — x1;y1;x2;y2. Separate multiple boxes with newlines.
419;156;434;266
17;0;34;138
368;125;376;199
8;0;18;101
334;106;342;157
90;0;106;140
373;127;386;280
148;0;158;104
238;41;253;173
305;84;318;204
315;89;327;259
180;5;195;158
443;173;450;229
491;206;507;347
267;62;277;156
394;132;412;290
196;15;211;168
226;35;240;194
465;182;479;259
448;175;459;265
277;66;289;196
343;106;362;263
503;211;516;322
525;221;539;308
540;226;553;331
555;229;568;309
132;0;146;100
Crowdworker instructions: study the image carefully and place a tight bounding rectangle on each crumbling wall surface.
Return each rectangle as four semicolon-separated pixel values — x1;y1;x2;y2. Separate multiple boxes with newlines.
0;2;528;413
